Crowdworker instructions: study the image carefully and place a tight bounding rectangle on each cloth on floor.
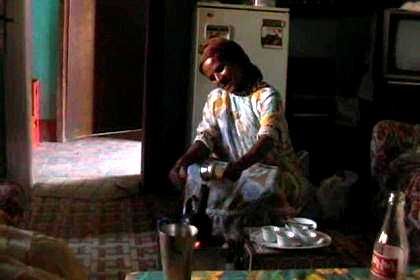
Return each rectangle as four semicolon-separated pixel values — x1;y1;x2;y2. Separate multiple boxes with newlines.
0;223;88;280
316;171;358;222
0;181;87;279
184;162;314;242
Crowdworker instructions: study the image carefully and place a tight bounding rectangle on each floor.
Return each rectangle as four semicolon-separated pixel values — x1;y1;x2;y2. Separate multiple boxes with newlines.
30;135;228;279
33;135;142;186
31;135;144;202
28;135;374;279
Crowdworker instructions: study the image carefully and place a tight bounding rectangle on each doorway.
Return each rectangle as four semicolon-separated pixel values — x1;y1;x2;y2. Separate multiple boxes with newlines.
32;0;145;188
58;0;145;141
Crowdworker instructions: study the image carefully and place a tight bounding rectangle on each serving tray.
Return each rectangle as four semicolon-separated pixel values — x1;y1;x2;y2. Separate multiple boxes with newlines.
249;228;332;250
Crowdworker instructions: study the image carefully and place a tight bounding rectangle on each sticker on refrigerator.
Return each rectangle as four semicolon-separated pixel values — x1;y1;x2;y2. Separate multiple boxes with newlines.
261;19;285;49
205;24;233;40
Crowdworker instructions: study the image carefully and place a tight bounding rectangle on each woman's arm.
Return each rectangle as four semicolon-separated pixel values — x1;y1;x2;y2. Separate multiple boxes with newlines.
175;140;211;168
168;141;211;187
223;88;283;181
223;135;274;181
169;91;221;187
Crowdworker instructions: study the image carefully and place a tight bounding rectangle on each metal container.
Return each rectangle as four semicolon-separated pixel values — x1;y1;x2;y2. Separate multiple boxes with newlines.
199;161;228;181
159;223;198;280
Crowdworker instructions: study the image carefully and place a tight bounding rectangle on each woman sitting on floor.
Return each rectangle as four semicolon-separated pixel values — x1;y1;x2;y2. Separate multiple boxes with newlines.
169;37;314;245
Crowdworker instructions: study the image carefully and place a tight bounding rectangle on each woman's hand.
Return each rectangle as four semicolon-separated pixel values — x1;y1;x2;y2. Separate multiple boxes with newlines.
222;135;274;182
169;141;211;188
222;161;243;182
277;191;297;218
277;204;297;218
168;163;188;188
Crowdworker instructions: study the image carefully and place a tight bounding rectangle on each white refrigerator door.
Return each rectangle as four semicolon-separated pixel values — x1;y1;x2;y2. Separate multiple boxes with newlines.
191;4;289;141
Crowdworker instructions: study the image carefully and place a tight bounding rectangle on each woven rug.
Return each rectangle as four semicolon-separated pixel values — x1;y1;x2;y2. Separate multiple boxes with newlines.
27;195;159;280
32;174;141;201
26;134;178;280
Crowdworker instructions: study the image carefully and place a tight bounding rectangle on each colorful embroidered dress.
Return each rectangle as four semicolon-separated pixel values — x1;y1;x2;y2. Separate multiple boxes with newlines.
371;120;420;262
185;83;309;240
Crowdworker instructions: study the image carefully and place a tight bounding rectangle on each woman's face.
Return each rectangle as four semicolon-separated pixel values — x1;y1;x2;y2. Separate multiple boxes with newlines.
201;56;244;93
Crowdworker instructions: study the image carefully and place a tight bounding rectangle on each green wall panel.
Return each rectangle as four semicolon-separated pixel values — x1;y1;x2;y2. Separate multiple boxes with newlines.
32;0;59;120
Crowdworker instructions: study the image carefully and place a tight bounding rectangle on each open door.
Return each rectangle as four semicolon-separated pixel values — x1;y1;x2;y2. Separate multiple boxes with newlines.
58;0;144;142
4;0;33;188
58;0;95;141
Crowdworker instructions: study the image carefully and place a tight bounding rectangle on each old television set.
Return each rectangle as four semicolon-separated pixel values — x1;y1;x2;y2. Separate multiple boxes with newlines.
383;8;420;84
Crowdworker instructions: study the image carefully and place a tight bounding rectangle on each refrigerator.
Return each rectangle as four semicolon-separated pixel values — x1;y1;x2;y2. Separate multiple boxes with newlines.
189;2;290;141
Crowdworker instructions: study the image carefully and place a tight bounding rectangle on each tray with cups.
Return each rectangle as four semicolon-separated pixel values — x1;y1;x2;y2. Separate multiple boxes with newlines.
249;217;332;249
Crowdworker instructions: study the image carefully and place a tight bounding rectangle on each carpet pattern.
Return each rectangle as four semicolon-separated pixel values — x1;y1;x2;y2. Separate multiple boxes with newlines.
27;136;163;279
32;175;141;201
28;195;159;280
23;136;375;279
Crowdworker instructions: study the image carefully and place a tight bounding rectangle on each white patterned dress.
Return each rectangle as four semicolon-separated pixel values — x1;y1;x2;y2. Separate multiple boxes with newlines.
185;82;310;240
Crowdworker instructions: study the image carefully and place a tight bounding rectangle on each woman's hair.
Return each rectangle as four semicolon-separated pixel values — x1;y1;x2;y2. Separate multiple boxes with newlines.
199;37;262;82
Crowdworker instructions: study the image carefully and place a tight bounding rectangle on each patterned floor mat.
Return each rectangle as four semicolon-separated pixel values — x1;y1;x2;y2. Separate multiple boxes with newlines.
28;195;159;280
26;136;162;279
32;174;141;201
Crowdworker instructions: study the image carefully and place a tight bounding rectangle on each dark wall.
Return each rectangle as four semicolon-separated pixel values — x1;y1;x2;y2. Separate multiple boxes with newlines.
0;0;6;178
142;0;195;193
93;0;145;133
0;54;5;178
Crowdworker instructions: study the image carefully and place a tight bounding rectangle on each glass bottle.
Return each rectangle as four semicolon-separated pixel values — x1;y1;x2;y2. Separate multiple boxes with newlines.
370;191;409;280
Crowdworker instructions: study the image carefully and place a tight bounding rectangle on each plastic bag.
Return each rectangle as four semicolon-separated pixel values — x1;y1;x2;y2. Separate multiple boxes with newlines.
316;171;358;221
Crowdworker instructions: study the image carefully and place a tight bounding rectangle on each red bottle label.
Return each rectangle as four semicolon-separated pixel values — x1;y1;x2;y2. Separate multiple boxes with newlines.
371;250;398;279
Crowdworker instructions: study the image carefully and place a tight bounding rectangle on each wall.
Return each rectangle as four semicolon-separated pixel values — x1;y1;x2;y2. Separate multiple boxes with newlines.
284;12;375;183
289;15;373;97
290;18;338;58
32;0;60;121
141;0;195;191
0;52;5;178
0;0;5;177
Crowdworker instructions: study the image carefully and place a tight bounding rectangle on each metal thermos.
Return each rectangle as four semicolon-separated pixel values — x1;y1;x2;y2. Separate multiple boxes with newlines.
199;161;228;181
158;223;198;280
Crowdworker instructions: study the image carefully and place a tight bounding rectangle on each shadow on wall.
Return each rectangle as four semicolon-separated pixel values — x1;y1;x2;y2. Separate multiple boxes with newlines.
0;0;6;178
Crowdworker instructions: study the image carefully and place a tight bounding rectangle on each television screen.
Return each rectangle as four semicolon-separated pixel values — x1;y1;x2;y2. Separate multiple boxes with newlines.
383;9;420;83
395;19;420;72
